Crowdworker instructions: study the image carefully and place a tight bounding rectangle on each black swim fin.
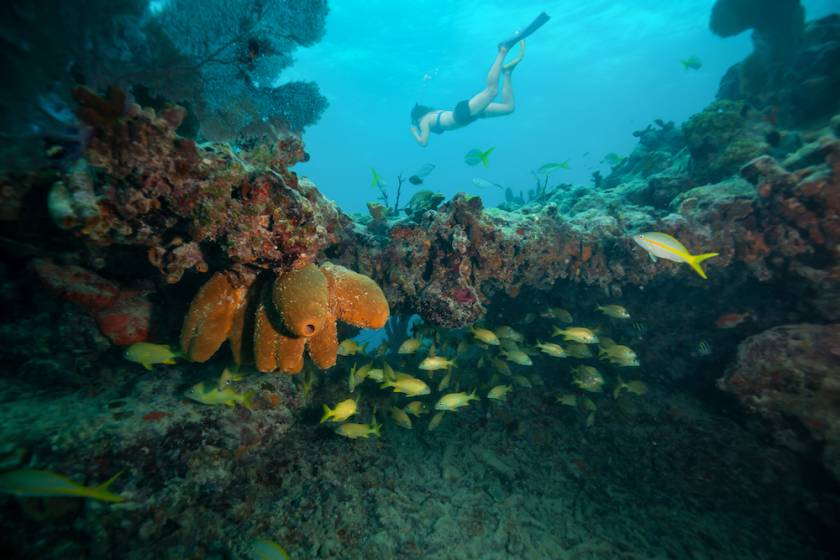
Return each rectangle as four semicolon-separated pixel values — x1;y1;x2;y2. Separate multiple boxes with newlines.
498;11;550;50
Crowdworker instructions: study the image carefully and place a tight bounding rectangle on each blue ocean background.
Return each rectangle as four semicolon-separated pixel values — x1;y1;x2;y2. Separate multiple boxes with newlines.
291;0;838;214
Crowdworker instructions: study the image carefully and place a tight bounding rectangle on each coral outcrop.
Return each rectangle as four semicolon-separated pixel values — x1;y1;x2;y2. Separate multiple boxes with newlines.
30;259;151;346
718;324;840;479
180;262;389;374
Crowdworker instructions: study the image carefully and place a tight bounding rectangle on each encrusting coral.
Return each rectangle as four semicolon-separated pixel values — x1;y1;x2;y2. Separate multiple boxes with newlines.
180;262;389;374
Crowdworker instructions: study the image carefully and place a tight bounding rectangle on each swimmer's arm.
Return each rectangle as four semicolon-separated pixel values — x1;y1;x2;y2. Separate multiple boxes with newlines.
410;122;429;147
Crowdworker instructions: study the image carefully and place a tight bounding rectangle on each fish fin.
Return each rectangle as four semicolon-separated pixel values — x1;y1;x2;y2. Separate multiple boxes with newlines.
163;359;176;365
687;252;718;279
647;252;658;263
91;471;125;502
142;363;153;371
241;390;256;410
319;404;332;424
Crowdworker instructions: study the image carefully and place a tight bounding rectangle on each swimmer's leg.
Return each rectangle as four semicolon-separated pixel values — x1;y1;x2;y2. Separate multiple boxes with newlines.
482;69;515;117
466;48;507;115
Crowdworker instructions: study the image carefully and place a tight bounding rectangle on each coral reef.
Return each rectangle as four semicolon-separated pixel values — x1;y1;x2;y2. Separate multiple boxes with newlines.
718;324;840;479
181;263;389;374
29;259;151;346
0;0;329;172
50;88;347;283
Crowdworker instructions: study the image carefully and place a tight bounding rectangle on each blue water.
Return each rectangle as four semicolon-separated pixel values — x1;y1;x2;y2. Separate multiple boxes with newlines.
291;0;838;213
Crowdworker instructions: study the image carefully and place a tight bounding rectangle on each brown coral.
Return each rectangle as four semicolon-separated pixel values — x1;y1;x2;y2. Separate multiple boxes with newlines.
180;263;389;374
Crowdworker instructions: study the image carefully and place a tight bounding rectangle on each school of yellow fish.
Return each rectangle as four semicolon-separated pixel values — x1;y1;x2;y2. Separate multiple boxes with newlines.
302;302;650;436
117;302;650;438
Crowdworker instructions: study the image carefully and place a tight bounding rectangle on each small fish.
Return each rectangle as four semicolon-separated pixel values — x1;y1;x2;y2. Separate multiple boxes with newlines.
0;469;125;502
494;325;524;342
471;326;500;345
369;167;386;189
428;411;445;431
418;356;455;371
502;349;533;366
380;374;431;397
367;368;385;382
472;178;505;190
613;377;648;399
491;357;513;376
398;338;423;354
537;161;570;175
585;412;596;428
553;327;599;344
565;342;593;359
633;232;718;280
597;304;631;319
629;321;647;339
513;375;533;388
556;393;577;407
348;362;373;392
217;367;243;389
582;397;597;412
499;338;520;352
694;341;712;357
249;539;290;560
337;339;367;356
571;366;605;393
320;398;357;424
124;342;179;370
464;147;496;167
681;56;702;70
435;390;479;412
185;382;254;409
408;163;436;185
335;420;381;439
541;307;573;322
599;345;639;367
390;406;413;429
404;401;428;417
715;311;752;329
487;384;513;401
601;152;625;166
301;368;316;398
437;370;452;391
535;341;567;358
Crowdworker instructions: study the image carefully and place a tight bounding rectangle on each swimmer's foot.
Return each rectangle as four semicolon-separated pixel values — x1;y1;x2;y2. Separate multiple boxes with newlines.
503;40;526;71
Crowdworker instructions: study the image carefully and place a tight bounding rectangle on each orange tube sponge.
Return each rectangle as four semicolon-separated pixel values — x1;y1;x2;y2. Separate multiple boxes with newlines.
253;299;306;374
307;312;338;369
180;272;246;362
271;263;330;338
321;262;390;329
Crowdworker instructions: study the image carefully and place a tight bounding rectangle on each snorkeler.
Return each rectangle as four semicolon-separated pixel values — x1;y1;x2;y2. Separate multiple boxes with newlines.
410;12;550;147
410;42;525;147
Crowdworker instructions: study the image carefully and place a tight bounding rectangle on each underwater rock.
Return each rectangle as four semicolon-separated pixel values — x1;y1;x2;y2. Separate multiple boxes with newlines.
30;259;151;346
716;13;840;124
719;323;840;479
682;100;770;184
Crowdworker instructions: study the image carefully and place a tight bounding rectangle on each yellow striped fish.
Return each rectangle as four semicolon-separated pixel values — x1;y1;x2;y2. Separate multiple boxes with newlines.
633;232;718;279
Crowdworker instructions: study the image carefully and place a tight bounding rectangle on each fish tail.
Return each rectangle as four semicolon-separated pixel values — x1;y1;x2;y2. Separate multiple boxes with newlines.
242;390;256;411
319;404;333;424
370;420;382;438
91;471;125;502
687;252;719;279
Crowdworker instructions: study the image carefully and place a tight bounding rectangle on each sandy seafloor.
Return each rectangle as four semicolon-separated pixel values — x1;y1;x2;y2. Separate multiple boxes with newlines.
0;358;828;560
